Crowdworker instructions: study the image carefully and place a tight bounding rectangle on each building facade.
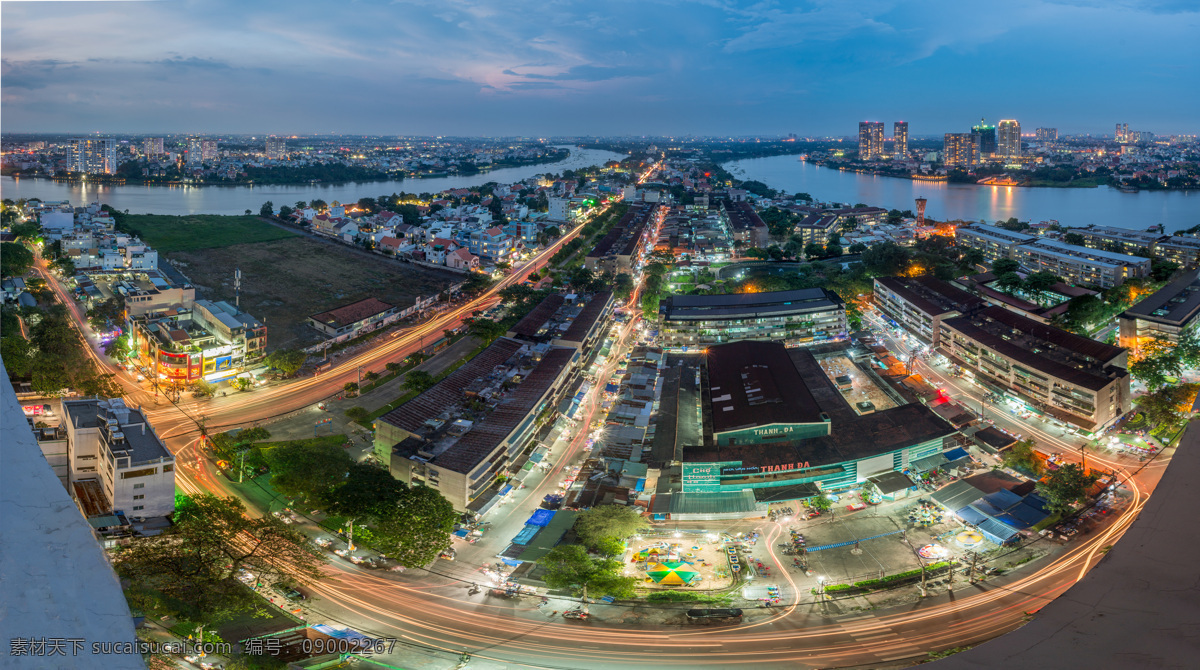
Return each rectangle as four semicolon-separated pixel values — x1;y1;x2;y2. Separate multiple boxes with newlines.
70;138;116;175
657;288;847;348
997;120;1022;158
858;121;885;160
62;398;176;519
130;300;267;385
893;121;909;158
1014;239;1150;288
956;224;1038;263
1035;128;1058;142
873;276;985;346
266;137;287;159
142;137;165;156
972;119;997;156
1118;270;1200;348
308;297;398;339
944;133;978;167
938;306;1129;432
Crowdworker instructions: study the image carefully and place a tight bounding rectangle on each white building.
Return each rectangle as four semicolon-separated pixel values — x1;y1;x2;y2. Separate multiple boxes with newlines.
266;136;287;159
70;138;117;174
62;398;176;519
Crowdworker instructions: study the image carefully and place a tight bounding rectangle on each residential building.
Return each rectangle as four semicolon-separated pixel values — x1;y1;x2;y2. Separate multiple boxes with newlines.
1036;128;1058;142
62;398;176;519
266;136;287;159
955;224;1038;263
547;197;573;223
1070;226;1200;268
467;226;519;262
1118;270;1200;348
1014;239;1150;288
447;247;480;271
998;120;1022;158
142;137;165;156
944;133;978;167
200;140;219;162
658;288;847;348
794;213;840;246
893;121;909;158
586;204;658;273
858;121;885;160
721;200;768;250
972;119;997;156
130;300;267;384
873;276;985;346
938;306;1129;432
1150;236;1200;268
308;297;397;340
186;138;203;165
70;138;116;174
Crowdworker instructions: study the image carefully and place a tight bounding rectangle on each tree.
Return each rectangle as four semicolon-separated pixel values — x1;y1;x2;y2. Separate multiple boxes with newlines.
343;381;359;397
613;273;634;300
192;379;217;398
467;317;507;345
1001;438;1044;476
848;242;867;254
344;406;370;423
826;243;844;258
809;494;833;512
992;258;1020;275
326;463;406;543
0;242;33;277
960;248;985;268
573;505;649;550
311;199;327;211
1135;383;1200;427
1129;340;1183;391
1022;271;1061;304
265;349;307;377
370;485;457;567
259;201;274;217
804;242;824;259
861;242;909;276
1064;233;1086;246
1036;463;1098;515
103;334;130;361
264;440;353;505
363;370;380;382
403;370;436;395
539;545;638;599
995;271;1024;294
232;377;253;392
278;205;294;219
113;494;324;627
87;297;124;330
1151;258;1180;282
567;265;595;291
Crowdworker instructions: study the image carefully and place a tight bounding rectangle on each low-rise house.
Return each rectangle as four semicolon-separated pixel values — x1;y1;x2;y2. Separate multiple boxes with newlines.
308;297;398;340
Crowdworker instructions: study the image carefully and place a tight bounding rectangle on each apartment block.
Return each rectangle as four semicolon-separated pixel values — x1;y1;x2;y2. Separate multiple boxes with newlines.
873;276;985;346
1118;270;1200;348
1014;239;1150;288
62;398;176;519
938;306;1129;432
955;224;1038;263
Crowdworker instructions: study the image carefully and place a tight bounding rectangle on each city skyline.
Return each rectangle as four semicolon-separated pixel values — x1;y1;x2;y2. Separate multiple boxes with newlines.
2;1;1197;136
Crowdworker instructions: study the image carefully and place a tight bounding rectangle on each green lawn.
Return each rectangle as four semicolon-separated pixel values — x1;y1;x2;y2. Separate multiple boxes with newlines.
123;214;297;252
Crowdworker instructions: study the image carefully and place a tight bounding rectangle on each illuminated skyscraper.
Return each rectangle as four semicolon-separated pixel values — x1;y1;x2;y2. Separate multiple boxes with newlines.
186;138;203;165
943;133;977;167
70;138;116;174
998;120;1021;158
858;121;885;160
266;136;287;159
893;122;909;158
971;118;997;156
142;137;164;156
200;140;219;162
1035;128;1058;142
1116;123;1129;142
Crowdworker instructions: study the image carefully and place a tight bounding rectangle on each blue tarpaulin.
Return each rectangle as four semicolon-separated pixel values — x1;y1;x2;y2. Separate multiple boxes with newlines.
527;509;556;527
943;447;969;462
500;558;522;566
499;484;513;497
605;383;619;394
453;529;469;538
529;451;544;463
512;525;540;545
635;478;646;492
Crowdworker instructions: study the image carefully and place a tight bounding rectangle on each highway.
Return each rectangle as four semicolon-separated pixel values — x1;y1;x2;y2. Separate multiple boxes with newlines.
26;175;1172;668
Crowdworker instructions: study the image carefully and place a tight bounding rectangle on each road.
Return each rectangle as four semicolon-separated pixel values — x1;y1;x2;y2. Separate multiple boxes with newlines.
27;179;1171;668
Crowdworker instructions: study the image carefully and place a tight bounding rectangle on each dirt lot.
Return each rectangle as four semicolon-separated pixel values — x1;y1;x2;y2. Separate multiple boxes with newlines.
818;353;898;414
166;237;458;350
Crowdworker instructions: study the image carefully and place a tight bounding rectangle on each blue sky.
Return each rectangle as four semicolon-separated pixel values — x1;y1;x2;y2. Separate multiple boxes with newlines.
2;0;1197;136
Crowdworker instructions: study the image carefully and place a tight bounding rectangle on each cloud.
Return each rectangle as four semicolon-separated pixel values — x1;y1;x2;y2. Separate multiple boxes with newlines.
0;59;79;89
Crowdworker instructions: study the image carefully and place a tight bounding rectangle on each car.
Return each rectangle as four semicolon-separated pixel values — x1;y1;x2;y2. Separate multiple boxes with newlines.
279;586;305;601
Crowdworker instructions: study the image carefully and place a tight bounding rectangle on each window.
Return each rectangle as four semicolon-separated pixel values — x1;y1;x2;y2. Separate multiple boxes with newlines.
163;464;174;472
133;483;145;489
133;494;145;500
132;505;144;511
121;467;157;479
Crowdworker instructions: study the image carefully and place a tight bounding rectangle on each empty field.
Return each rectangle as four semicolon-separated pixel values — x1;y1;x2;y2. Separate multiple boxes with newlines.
124;214;297;252
166;236;458;350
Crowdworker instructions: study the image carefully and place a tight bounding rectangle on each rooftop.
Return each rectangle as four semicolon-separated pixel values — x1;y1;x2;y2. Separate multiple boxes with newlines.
1122;269;1200;326
706;340;824;435
1027;239;1150;266
962;224;1038;244
876;276;984;317
62;398;172;465
942;306;1126;391
309;297;395;327
661;288;843;321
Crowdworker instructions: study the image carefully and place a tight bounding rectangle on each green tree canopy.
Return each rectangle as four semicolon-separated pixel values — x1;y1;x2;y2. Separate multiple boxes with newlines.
370;485;457;567
992;258;1020;275
264;440;353;505
265;349;307;376
1036;463;1098;515
327;462;405;521
539;545;638;599
403;369;436;395
1;242;34;277
860;242;909;275
613;273;634;300
467;317;507;345
573;505;649;550
113;494;324;627
1002;438;1044;476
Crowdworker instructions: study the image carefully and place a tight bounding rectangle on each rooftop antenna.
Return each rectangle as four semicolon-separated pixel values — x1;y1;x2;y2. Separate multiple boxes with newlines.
234;268;241;308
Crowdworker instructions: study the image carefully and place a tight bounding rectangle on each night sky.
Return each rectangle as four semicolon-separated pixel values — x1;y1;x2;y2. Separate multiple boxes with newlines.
2;0;1197;136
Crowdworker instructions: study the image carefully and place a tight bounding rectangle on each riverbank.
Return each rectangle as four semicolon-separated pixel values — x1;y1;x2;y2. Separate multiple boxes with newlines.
723;154;1197;230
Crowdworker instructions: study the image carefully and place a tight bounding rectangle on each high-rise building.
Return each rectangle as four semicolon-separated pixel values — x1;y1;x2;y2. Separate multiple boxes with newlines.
858;121;885;160
971;118;997;156
998;120;1021;158
142;137;164;156
893;121;909;158
1035;128;1058;142
266;136;287;160
1116;123;1129;142
200;140;219;162
943;133;978;167
70;138;117;174
186;138;203;165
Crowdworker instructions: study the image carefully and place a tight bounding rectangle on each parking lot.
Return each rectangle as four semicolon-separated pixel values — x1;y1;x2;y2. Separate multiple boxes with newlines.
816;353;898;414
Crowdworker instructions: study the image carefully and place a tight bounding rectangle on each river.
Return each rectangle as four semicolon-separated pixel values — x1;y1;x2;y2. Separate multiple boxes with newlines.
0;146;626;216
724;155;1200;232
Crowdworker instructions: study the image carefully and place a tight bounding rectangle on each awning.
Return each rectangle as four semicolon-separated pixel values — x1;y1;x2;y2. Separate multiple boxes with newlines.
526;509;555;527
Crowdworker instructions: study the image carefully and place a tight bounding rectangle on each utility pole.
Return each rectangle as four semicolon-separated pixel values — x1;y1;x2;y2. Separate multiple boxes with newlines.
234;268;241;308
969;552;979;584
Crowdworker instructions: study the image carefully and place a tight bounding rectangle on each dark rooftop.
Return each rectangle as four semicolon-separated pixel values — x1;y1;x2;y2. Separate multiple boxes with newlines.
706;341;824;434
558;291;612;344
507;293;565;338
941;306;1126;391
875;276;984;317
310;297;395;327
1121;269;1200;326
62;399;172;465
722;200;767;232
661;288;843;321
